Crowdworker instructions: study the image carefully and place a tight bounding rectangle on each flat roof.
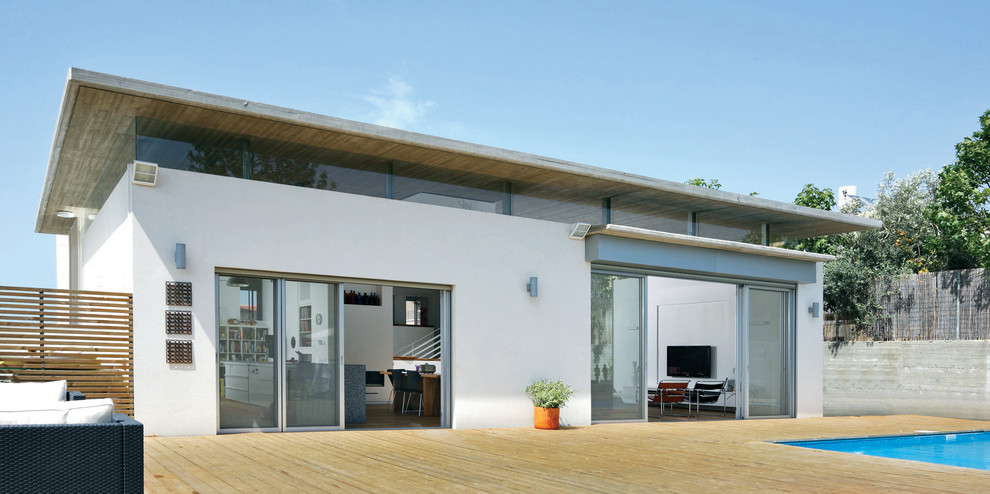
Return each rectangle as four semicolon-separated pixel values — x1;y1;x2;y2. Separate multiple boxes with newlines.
37;68;881;236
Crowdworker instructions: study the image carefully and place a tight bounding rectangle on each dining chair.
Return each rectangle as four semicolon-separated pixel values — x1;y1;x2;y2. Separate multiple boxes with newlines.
399;370;424;416
386;369;405;411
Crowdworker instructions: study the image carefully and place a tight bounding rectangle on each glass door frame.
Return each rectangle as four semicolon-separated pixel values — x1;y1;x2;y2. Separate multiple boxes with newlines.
216;273;344;433
439;289;452;429
590;268;648;424
737;285;796;419
279;278;344;432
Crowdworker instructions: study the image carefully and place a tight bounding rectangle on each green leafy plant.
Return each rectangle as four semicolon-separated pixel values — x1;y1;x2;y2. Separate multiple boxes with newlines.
525;379;574;409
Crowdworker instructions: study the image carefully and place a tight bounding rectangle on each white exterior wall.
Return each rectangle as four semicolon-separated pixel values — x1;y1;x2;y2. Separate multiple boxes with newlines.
93;168;588;435
794;262;825;417
56;235;70;289
78;167;826;435
80;172;134;293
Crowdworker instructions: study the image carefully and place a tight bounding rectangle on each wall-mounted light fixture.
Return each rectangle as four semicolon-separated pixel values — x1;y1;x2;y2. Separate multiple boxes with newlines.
526;277;538;297
569;222;591;240
808;302;820;318
132;161;159;187
56;210;75;219
175;243;186;269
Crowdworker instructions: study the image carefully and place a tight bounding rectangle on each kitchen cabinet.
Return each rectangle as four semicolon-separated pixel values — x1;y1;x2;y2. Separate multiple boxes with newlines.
223;361;274;407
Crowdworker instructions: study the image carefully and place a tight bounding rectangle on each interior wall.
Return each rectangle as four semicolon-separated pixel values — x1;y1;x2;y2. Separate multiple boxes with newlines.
392;286;440;327
647;277;737;390
343;285;394;404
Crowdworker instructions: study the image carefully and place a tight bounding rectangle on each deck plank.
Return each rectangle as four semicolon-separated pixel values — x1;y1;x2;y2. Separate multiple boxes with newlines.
144;415;990;493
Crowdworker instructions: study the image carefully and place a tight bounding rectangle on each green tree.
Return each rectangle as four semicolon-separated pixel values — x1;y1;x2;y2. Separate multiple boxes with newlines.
925;110;990;270
187;143;337;190
794;184;836;211
785;184;838;254
686;177;721;189
823;170;938;327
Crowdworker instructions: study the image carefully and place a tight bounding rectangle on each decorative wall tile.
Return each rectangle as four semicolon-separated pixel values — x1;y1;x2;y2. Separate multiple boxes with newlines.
165;310;193;335
166;281;192;306
165;339;193;364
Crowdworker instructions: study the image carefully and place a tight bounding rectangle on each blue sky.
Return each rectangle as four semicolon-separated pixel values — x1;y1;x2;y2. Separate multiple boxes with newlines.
2;1;989;288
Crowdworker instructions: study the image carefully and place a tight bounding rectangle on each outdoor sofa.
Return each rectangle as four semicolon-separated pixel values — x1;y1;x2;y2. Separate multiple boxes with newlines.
0;380;143;493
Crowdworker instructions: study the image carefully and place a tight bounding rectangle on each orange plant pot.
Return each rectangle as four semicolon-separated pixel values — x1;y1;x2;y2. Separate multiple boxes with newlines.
534;406;560;430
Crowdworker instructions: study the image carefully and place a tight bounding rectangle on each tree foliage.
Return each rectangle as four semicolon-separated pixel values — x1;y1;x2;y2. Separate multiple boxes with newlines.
187;143;337;190
794;183;836;211
924;110;990;271
686;177;721;189
785;184;839;254
822;171;938;323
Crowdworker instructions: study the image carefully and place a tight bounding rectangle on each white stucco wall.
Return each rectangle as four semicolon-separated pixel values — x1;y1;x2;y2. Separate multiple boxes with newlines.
80;172;133;293
794;262;825;417
56;235;70;289
78;167;826;435
99;168;588;435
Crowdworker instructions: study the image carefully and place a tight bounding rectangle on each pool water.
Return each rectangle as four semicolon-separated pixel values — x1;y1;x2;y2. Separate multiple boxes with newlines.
781;431;990;471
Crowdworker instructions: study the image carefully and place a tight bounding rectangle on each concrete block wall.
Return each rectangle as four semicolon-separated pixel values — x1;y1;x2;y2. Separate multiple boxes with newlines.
824;340;990;420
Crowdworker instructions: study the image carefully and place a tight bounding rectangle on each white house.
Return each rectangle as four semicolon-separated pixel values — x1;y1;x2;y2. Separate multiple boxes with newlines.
35;69;879;436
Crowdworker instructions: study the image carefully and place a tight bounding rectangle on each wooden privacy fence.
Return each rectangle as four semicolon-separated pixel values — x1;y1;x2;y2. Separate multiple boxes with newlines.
825;268;990;341
0;286;134;415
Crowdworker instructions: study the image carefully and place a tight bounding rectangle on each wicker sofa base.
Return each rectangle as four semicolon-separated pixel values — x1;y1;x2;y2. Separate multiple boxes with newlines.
0;413;143;494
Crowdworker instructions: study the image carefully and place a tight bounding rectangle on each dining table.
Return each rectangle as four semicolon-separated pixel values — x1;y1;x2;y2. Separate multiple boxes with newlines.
381;370;441;417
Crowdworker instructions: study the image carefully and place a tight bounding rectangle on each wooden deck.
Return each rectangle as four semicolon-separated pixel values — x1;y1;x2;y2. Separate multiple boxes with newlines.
144;415;990;493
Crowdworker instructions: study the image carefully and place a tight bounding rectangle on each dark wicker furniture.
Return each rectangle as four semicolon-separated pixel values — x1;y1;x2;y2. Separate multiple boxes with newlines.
0;412;143;493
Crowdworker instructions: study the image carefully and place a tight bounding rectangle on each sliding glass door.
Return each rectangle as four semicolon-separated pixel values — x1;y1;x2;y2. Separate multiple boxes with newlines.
283;280;340;429
591;272;645;421
218;275;341;432
741;286;793;418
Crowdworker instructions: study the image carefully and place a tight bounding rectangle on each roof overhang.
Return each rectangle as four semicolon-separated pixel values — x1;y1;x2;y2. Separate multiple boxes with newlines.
37;68;883;236
587;224;836;263
586;225;832;283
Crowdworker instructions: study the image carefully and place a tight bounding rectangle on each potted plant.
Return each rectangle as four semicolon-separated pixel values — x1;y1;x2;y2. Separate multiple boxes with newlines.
525;378;574;430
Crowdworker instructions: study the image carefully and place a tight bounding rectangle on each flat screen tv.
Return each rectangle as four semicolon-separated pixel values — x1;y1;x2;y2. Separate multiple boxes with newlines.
667;345;712;378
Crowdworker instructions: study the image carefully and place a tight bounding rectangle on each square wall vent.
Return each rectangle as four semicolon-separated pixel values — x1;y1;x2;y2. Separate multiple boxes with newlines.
132;161;158;187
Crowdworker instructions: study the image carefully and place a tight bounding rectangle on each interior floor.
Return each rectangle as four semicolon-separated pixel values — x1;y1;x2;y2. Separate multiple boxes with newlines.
648;404;737;422
219;398;274;429
347;403;441;429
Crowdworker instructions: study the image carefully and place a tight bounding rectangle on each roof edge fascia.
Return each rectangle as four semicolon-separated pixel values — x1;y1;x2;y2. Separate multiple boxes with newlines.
54;68;881;234
35;69;82;233
587;224;837;263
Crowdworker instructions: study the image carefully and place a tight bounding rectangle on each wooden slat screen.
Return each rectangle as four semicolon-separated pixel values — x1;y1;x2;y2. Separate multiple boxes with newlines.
0;286;134;415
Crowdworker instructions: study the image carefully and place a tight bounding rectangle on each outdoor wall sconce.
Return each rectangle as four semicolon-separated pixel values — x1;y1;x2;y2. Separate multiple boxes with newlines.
808;302;820;318
569;222;591;240
527;277;538;297
175;243;186;269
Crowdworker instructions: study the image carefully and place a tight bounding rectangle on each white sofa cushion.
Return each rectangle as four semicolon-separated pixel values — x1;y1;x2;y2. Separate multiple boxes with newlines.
0;408;69;425
63;398;115;424
0;398;115;425
0;380;67;404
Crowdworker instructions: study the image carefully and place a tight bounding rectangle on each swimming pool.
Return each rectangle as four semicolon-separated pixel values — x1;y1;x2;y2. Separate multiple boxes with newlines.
781;431;990;471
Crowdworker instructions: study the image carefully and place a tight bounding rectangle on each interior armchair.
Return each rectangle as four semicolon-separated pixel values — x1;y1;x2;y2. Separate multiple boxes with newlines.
649;380;690;419
689;378;729;417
